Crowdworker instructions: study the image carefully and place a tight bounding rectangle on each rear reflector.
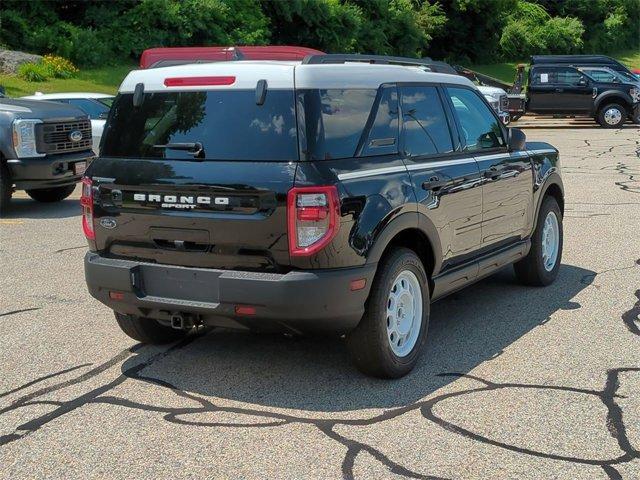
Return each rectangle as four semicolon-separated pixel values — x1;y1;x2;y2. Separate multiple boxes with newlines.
235;305;256;316
109;291;124;301
80;177;95;240
350;279;367;291
164;76;236;87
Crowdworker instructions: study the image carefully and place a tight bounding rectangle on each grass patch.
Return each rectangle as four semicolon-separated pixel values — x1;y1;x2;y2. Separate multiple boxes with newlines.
615;49;640;69
0;62;136;97
465;61;523;83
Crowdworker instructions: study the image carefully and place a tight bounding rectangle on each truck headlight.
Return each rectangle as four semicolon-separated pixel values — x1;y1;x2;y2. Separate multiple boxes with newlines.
12;119;44;158
630;87;640;103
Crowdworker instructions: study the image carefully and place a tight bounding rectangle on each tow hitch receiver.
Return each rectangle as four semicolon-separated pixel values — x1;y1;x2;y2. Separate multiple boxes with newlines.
170;313;195;330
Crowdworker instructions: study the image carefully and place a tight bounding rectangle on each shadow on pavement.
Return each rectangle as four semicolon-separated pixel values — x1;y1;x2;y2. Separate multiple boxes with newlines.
3;197;80;219
121;264;593;412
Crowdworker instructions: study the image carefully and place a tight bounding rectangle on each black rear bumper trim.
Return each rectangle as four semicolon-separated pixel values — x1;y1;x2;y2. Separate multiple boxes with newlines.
84;253;376;334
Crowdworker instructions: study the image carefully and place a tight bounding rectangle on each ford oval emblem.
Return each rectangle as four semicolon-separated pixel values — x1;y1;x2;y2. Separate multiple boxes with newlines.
69;130;83;142
100;218;117;229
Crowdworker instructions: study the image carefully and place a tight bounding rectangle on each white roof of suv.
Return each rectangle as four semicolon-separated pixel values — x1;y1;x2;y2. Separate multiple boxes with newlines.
119;60;475;93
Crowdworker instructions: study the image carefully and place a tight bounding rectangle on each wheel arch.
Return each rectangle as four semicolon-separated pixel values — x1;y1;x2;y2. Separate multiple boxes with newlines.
594;92;633;113
366;212;441;294
534;175;564;229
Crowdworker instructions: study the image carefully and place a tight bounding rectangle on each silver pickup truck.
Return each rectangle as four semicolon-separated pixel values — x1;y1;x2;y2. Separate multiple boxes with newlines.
0;98;94;214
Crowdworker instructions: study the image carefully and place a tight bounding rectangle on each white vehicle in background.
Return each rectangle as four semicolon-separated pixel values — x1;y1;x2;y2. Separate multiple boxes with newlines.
21;92;114;154
477;85;510;123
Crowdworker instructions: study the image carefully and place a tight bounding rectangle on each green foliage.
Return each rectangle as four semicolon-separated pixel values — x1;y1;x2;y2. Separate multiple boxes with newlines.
17;62;50;82
500;2;584;58
260;0;362;53
0;0;637;66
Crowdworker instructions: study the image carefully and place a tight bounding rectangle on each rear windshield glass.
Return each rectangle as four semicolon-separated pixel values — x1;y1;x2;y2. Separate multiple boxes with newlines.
101;90;298;161
297;89;377;160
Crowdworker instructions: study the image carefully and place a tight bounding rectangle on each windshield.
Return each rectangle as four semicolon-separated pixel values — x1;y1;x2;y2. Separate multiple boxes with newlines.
101;90;298;161
67;98;110;119
616;71;639;83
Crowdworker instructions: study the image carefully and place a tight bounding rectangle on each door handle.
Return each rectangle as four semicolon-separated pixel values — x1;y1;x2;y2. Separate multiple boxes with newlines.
554;88;563;93
422;176;447;192
483;167;502;180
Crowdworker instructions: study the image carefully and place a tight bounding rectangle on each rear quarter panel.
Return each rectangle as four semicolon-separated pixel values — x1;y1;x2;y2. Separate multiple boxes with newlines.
293;156;416;269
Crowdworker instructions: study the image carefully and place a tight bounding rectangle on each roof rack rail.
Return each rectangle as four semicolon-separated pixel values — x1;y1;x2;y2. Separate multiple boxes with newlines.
302;54;434;67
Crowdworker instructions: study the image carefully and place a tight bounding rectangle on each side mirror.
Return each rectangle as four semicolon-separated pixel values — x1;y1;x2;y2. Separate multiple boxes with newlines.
498;111;510;126
508;128;526;151
578;78;588;86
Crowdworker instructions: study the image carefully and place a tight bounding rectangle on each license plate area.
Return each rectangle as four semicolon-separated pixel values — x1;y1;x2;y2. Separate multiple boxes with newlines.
74;161;87;176
138;265;220;303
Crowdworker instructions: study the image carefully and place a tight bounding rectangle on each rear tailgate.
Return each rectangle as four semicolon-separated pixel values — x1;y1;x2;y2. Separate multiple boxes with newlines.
88;63;298;272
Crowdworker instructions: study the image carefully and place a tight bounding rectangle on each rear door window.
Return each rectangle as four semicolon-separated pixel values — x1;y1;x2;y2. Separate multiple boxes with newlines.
446;87;505;152
400;86;453;157
297;89;377;160
101;90;298;161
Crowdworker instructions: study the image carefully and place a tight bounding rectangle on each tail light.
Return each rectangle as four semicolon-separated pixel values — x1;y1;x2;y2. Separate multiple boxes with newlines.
80;177;95;240
287;186;339;257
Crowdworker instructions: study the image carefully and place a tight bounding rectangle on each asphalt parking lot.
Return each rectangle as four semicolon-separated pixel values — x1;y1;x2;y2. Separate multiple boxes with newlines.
1;126;639;479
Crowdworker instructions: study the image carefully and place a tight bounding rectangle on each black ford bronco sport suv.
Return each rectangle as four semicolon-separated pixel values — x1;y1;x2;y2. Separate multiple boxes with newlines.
83;55;564;378
1;98;94;214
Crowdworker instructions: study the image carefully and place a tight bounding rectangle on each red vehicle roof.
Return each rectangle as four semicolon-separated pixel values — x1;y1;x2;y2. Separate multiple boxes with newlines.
139;46;325;69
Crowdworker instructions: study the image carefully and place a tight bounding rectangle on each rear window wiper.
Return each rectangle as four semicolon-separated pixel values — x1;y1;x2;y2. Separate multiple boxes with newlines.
153;142;204;159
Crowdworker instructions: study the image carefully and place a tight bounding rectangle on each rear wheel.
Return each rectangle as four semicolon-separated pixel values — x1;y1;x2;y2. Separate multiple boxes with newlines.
346;248;429;379
0;161;12;216
114;312;187;344
26;184;76;203
597;103;626;128
514;196;563;286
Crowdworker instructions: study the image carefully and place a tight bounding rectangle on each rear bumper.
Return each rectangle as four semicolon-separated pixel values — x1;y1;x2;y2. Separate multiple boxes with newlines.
84;253;376;334
6;150;94;190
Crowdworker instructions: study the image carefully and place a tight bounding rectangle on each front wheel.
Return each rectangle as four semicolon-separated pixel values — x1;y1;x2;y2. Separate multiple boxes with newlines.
597;103;626;128
115;313;187;344
514;196;563;286
346;248;429;379
26;184;76;203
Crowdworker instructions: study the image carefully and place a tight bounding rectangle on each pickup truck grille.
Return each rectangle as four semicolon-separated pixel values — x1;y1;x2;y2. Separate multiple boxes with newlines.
37;120;93;154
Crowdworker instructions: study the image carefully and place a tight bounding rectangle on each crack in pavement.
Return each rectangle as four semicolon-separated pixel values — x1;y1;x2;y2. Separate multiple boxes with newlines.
580;259;640;289
0;308;41;318
1;331;638;479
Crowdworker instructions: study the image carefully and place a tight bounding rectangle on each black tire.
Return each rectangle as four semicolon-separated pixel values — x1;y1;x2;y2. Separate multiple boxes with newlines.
0;161;12;216
514;196;563;286
114;312;187;344
596;103;626;128
346;248;430;379
26;184;76;203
